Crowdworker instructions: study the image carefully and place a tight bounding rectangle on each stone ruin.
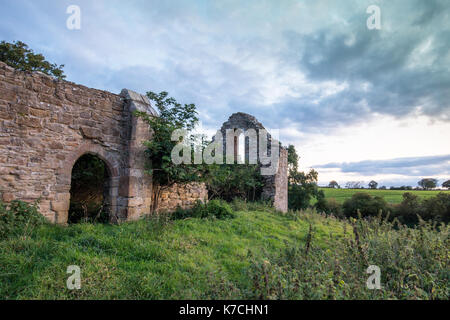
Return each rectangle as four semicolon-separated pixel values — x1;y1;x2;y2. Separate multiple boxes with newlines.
0;61;287;224
219;113;288;213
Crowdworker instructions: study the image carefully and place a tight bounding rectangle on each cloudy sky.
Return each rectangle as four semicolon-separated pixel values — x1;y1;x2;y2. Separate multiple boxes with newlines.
1;0;449;187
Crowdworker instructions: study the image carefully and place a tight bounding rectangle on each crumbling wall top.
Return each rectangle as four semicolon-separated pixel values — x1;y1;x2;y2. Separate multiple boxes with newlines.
120;89;158;116
220;112;266;131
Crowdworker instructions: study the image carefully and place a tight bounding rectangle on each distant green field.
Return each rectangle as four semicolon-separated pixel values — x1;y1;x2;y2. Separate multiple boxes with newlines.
319;188;450;204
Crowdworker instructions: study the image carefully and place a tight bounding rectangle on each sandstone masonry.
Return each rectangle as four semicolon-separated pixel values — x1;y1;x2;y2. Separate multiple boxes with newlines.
0;61;207;223
158;182;208;213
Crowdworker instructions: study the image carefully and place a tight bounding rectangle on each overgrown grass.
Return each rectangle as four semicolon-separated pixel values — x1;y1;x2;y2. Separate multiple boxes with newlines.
247;213;449;299
0;201;448;300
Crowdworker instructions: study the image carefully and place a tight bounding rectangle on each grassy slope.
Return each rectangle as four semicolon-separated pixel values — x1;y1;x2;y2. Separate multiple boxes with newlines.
0;210;346;300
319;188;450;204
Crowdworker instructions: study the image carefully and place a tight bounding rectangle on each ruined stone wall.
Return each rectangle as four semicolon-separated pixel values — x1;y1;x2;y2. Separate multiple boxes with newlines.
158;182;208;212
0;61;283;222
273;147;288;212
219;112;288;212
259;146;288;213
0;61;126;223
0;61;207;223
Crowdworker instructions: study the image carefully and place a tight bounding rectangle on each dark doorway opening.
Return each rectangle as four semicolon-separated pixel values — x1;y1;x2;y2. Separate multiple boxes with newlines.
69;154;111;224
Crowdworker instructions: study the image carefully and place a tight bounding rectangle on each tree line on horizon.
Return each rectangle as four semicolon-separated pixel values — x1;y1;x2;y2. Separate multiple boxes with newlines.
326;178;450;190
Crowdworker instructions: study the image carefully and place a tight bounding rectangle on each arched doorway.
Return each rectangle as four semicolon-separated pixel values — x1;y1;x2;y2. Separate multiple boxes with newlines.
68;154;111;224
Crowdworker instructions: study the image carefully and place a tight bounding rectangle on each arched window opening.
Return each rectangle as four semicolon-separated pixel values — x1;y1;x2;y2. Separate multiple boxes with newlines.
233;129;245;164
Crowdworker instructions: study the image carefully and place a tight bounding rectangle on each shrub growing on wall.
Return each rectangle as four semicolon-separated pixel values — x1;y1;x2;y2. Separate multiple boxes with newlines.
205;164;264;202
0;41;65;79
136;91;207;213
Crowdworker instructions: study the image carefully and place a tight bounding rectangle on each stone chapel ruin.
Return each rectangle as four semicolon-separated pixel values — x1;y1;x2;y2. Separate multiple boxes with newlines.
0;61;287;224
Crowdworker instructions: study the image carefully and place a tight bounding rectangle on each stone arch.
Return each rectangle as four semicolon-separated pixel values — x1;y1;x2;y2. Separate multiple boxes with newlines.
54;142;121;224
62;142;121;179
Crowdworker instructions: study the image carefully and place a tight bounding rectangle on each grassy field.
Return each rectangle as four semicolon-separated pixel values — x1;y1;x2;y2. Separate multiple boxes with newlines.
319;188;450;204
1;202;448;300
0;207;345;299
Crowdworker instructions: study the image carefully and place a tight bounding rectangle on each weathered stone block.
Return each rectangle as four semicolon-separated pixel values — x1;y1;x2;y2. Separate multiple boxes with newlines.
128;197;144;207
29;108;50;118
16;116;41;128
49;141;64;149
2;193;15;202
80;126;102;140
51;201;69;212
45;123;64;133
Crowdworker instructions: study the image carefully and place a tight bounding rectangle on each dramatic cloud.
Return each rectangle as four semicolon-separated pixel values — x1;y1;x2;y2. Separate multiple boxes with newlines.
282;4;450;127
315;154;450;176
